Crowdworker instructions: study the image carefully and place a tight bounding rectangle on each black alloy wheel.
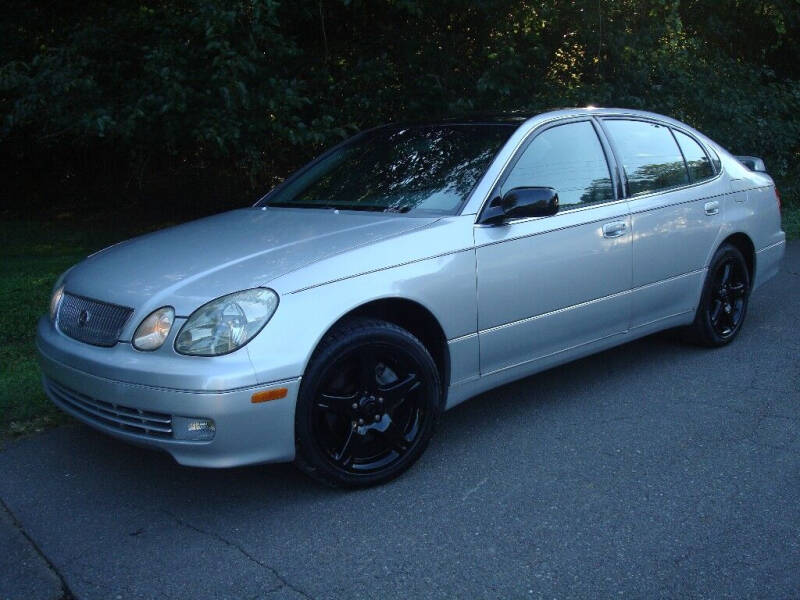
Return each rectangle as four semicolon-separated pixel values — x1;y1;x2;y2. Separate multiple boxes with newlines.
295;318;441;487
687;243;751;347
708;257;748;337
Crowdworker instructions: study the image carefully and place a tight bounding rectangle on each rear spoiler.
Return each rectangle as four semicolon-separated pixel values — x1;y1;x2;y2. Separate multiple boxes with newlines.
735;155;767;173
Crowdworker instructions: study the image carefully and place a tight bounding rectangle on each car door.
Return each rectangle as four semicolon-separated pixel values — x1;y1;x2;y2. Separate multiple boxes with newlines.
599;119;724;329
474;119;632;376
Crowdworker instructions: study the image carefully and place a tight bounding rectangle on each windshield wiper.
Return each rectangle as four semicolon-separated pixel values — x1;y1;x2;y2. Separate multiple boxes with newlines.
384;205;412;214
266;202;337;210
266;202;412;213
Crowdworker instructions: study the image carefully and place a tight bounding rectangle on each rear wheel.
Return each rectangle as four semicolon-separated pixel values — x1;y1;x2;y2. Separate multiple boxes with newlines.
295;318;441;487
686;243;750;347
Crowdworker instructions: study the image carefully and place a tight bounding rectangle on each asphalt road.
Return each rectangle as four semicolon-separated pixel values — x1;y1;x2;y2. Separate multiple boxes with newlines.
1;243;798;600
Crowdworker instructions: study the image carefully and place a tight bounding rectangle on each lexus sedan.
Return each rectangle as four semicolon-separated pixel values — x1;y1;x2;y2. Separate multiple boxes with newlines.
38;108;786;487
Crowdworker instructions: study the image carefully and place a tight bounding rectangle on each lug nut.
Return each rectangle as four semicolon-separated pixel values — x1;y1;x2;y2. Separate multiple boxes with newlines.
378;397;383;404
358;418;364;425
352;403;358;410
374;414;381;421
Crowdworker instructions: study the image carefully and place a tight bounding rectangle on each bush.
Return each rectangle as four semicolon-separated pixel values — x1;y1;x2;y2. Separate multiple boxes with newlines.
1;0;798;216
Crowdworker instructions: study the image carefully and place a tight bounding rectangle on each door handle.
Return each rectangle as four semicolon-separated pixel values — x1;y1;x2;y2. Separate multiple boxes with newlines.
602;221;628;238
704;200;720;215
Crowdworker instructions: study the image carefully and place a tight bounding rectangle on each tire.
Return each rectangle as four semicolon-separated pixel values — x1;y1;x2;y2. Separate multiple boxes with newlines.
685;243;751;347
294;317;441;488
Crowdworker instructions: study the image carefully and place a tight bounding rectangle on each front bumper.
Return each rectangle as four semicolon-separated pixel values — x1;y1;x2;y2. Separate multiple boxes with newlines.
36;317;299;467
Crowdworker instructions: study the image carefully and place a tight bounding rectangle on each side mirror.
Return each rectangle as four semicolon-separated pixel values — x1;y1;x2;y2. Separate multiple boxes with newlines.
481;187;559;225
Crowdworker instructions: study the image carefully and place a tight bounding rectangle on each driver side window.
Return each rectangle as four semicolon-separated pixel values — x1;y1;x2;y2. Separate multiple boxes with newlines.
502;121;614;209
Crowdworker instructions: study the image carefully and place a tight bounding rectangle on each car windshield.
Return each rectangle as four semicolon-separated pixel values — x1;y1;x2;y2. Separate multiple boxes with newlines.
261;124;515;215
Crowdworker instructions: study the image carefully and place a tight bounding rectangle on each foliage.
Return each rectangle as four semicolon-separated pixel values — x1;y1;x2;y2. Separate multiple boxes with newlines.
783;202;800;240
1;0;799;214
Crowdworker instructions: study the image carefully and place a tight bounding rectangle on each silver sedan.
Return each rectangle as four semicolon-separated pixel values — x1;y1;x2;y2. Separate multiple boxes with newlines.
37;108;786;486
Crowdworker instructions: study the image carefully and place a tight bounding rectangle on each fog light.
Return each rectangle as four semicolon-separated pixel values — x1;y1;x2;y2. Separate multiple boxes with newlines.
172;416;216;441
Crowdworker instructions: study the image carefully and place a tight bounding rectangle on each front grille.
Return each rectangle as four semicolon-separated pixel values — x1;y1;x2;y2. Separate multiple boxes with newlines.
56;292;133;347
45;378;173;439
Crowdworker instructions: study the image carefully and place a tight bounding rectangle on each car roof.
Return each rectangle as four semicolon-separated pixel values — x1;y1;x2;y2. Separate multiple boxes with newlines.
437;112;531;125
527;106;689;124
399;107;697;129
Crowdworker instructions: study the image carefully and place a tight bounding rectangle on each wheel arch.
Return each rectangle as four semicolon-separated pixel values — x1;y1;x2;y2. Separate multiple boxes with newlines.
719;232;756;282
317;297;451;405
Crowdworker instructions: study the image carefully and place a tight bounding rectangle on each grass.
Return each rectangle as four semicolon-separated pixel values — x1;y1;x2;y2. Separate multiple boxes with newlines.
0;202;798;440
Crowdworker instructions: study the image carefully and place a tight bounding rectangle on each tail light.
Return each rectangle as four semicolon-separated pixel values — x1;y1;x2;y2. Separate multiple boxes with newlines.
775;187;781;215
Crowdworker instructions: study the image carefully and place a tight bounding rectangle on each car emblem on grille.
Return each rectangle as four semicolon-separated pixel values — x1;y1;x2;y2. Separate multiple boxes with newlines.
78;309;91;326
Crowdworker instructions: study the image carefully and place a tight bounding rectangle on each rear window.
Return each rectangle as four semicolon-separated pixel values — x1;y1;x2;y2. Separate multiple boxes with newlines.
604;119;689;196
673;129;715;182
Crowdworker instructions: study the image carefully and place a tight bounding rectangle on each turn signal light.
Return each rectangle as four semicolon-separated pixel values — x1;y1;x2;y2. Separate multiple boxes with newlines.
251;387;288;403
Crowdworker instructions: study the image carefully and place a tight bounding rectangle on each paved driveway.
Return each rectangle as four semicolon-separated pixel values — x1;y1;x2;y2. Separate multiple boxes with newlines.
1;243;798;600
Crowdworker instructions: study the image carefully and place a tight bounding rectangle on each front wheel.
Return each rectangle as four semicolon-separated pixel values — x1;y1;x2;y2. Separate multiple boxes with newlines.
686;243;751;347
295;318;441;487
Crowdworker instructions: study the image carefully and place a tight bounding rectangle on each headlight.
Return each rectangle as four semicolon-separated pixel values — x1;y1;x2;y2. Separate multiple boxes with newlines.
133;307;175;351
50;285;64;321
175;288;279;356
49;267;74;321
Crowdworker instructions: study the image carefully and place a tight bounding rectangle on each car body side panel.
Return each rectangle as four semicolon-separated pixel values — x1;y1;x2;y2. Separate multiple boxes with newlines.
269;215;473;312
247;226;480;386
474;202;632;375
749;185;784;251
627;179;726;329
447;334;480;386
445;306;692;410
710;151;785;290
753;239;785;290
718;184;785;289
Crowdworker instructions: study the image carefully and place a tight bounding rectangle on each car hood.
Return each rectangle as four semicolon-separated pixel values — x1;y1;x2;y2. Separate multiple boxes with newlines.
64;207;439;316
